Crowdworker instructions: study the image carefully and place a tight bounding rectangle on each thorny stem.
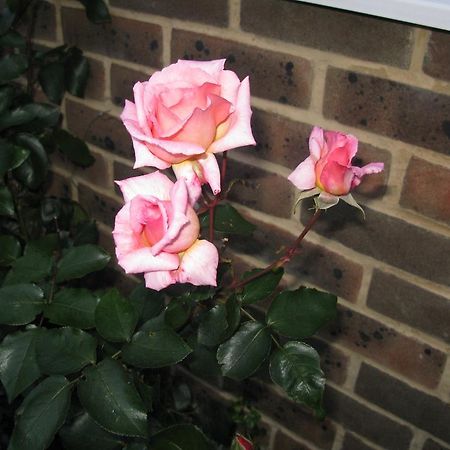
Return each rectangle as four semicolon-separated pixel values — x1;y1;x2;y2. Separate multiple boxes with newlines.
228;209;322;292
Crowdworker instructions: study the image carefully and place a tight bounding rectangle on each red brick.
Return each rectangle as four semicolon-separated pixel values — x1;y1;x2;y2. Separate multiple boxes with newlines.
368;269;450;344
171;29;313;109
273;430;313;450
342;432;378;450
110;0;228;27
324;386;412;450
226;159;295;218
301;204;450;287
85;57;106;101
322;305;446;388
324;68;450;156
400;157;450;223
227;217;363;302
18;1;56;41
61;7;162;67
423;31;450;82
65;99;134;160
241;0;413;68
110;64;149;107
355;363;450;443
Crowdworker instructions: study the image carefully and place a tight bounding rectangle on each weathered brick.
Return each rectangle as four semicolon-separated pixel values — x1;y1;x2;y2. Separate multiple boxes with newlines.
226;159;295;218
18;0;56;41
322;305;446;388
423;438;450;450
324;386;412;450
171;29;313;109
273;430;313;450
367;269;450;343
355;364;450;443
110;0;228;27
65;99;134;160
324;68;450;156
400;157;450;223
423;31;450;82
342;432;378;450
61;7;162;67
111;64;149;106
74;149;110;189
78;184;121;228
228;217;363;302
241;0;413;67
85;57;106;101
46;171;71;199
301;203;450;287
237;379;336;449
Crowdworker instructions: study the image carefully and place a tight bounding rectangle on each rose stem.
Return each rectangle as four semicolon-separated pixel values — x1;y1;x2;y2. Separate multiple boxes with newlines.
228;208;322;291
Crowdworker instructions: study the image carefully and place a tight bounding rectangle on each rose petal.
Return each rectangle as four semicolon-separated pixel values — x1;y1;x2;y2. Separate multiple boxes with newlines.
315;192;340;210
116;172;174;203
309;126;325;160
288;156;317;191
144;269;177;291
319;160;354;196
132;138;171;170
172;161;203;205
325;131;358;166
133;82;152;135
198;153;221;195
118;247;180;274
113;203;141;257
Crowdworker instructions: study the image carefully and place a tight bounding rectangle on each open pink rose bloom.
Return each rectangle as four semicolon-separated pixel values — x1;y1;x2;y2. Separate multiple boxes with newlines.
121;59;256;202
288;126;384;210
113;171;218;291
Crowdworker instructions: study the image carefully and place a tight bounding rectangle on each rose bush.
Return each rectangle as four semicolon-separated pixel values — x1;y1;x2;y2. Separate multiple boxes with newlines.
113;171;218;290
288;126;384;210
121;59;256;202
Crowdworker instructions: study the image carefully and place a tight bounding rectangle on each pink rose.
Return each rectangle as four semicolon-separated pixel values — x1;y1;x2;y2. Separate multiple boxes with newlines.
113;171;218;291
121;59;256;202
288;126;384;209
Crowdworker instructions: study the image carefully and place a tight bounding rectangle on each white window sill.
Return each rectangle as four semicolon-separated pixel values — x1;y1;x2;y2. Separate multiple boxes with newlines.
296;0;450;31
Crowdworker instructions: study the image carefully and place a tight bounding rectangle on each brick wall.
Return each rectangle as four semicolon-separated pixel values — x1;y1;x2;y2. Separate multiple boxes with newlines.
42;1;450;449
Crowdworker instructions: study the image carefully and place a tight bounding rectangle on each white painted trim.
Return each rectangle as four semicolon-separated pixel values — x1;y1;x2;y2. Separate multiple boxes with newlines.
296;0;450;31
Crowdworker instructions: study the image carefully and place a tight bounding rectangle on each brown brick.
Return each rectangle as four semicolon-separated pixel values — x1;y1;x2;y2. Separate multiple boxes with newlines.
228;217;363;302
322;305;446;388
226;159;295;218
423;438;450;450
111;64;149;107
61;7;162;67
78;183;121;228
74;149;110;189
342;432;378;450
171;29;313;109
273;430;313;450
237;379;336;449
301;203;450;287
18;1;56;41
85;58;106;101
423;31;450;82
355;363;450;443
111;0;228;26
241;0;413;67
324;68;450;156
46;171;71;199
65;99;134;160
400;157;450;223
324;386;412;450
368;270;450;344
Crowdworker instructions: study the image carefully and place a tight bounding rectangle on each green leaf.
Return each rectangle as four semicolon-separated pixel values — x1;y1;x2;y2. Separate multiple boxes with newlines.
54;129;94;167
217;321;272;380
95;289;138;343
0;6;15;35
77;358;148;438
0;29;25;48
241;268;284;305
78;0;111;24
212;203;256;235
165;298;192;330
73;220;99;245
36;327;96;375
0;140;30;177
0;328;41;402
122;325;192;369
65;47;89;97
270;341;325;417
198;304;228;347
124;444;148;450
8;376;71;450
0;283;44;325
13;133;48;190
38;62;65;104
151;424;212;450
25;234;59;257
44;288;99;329
0;234;21;265
188;343;221;378
56;244;110;282
129;283;165;325
0;103;59;133
0;185;14;216
0;53;27;83
59;412;123;450
0;85;15;114
266;288;337;339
